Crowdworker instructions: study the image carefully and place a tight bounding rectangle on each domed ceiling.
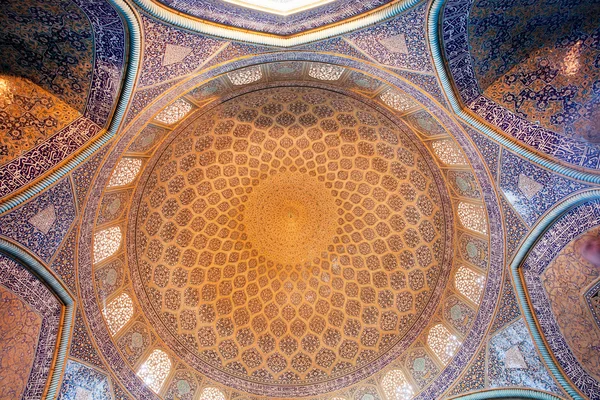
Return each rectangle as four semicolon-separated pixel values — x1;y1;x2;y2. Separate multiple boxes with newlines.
129;87;452;394
77;60;502;399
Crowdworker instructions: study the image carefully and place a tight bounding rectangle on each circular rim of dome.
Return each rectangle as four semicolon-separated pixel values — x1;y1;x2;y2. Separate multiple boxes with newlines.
127;86;455;396
78;55;505;400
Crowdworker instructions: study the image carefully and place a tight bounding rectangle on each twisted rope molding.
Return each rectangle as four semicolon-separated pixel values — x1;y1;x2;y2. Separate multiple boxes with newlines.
426;0;600;185
0;238;75;400
0;0;141;215
131;0;423;47
509;189;600;400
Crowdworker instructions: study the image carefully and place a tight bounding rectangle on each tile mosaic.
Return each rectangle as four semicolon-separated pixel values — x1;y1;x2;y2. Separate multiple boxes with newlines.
447;346;486;396
0;76;81;166
490;277;521;334
461;122;500;177
50;228;78;294
295;38;374;63
140;15;225;87
0;254;63;398
0;0;94;113
72;146;110;210
442;0;600;169
69;309;105;370
395;70;448;108
346;4;432;72
0;117;102;198
523;199;600;398
499;150;587;226
0;178;76;262
57;359;113;400
0;283;42;399
125;79;182;128
469;0;600;142
153;0;389;35
499;195;528;260
488;319;561;394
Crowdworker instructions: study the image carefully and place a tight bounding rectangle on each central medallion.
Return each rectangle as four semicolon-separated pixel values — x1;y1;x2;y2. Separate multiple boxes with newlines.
243;172;338;267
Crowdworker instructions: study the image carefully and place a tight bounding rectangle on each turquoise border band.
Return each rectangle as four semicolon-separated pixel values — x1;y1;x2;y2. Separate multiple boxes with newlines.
131;0;422;47
452;388;563;400
426;0;600;185
0;0;141;215
0;239;75;400
509;189;600;400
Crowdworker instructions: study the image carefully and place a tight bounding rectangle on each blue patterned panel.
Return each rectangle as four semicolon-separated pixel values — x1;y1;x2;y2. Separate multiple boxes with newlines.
347;4;432;73
153;0;390;35
499;150;587;226
488;319;562;394
58;359;113;400
0;178;76;262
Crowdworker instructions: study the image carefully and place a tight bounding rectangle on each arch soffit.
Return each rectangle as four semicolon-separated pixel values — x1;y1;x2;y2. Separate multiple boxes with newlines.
0;238;75;400
426;0;600;183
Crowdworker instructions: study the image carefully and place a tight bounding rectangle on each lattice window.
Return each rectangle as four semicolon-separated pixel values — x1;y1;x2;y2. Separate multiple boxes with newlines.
138;349;172;393
431;139;467;165
455;266;484;303
381;369;414;400
227;65;262;85
102;292;134;335
108;157;142;187
427;323;460;364
457;202;488;235
309;63;345;81
154;98;192;125
93;226;122;263
199;387;226;400
380;89;415;112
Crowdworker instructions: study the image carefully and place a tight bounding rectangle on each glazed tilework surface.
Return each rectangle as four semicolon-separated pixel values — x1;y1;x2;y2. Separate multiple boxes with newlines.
469;0;600;142
487;318;562;394
0;116;102;198
541;227;600;381
0;77;81;166
461;122;500;177
0;254;63;399
58;359;113;400
153;0;390;35
72;146;110;209
0;0;125;127
124;79;182;128
346;4;433;73
0;178;76;262
441;0;600;169
499;196;528;260
50;228;78;294
586;279;600;330
447;346;486;396
70;0;126;127
0;0;93;113
499;150;588;226
523;199;600;398
139;16;225;88
0;283;42;399
69;310;106;370
0;0;124;198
